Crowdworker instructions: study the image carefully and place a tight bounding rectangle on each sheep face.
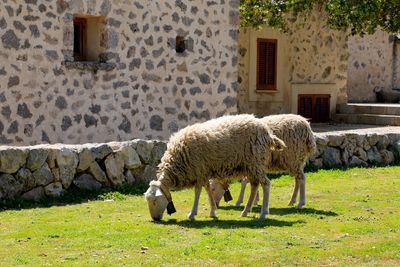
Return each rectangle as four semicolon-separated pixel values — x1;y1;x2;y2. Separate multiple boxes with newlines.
209;180;225;207
144;181;169;221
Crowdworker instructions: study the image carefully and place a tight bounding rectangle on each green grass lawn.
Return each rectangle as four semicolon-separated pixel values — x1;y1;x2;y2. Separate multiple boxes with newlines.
1;167;400;266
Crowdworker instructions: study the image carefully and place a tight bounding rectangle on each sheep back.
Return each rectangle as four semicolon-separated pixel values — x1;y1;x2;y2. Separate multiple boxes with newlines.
158;115;280;189
262;114;316;175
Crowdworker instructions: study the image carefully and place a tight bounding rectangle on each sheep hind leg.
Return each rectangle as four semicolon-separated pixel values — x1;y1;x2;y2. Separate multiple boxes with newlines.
204;184;217;218
259;175;271;220
297;172;306;209
235;178;248;207
240;182;258;217
187;184;202;221
288;178;300;206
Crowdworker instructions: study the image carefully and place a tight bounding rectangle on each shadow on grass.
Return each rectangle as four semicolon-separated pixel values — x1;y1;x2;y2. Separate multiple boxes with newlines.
154;217;305;229
0;182;148;212
218;206;338;216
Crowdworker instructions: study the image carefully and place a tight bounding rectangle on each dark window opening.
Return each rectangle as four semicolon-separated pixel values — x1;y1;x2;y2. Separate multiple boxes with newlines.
257;38;277;91
176;36;186;53
73;17;87;61
298;94;330;123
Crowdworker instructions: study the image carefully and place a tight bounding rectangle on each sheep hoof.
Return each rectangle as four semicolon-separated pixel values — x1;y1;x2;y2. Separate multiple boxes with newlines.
234;202;241;207
187;213;196;221
288;200;296;206
240;211;248;217
258;214;266;220
209;213;217;218
297;203;305;209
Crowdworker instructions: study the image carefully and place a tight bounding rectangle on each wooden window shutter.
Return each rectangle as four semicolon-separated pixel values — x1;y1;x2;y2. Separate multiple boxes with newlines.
298;94;330;122
257;39;277;91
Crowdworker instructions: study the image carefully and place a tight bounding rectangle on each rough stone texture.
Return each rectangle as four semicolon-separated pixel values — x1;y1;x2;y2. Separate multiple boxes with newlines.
237;8;348;116
0;148;28;173
44;182;65;197
77;147;95;171
56;147;78;188
0;173;23;199
322;147;342;168
0;1;238;145
104;153;125;186
150;141;167;166
33;163;53;186
88;161;109;185
16;168;35;192
348;30;397;102
73;173;102;191
27;148;48;171
136;140;154;164
140;165;158;183
21;186;45;202
115;145;142;169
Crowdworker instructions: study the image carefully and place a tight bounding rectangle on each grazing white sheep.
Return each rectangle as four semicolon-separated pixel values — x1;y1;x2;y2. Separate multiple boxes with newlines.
210;114;316;210
144;114;286;221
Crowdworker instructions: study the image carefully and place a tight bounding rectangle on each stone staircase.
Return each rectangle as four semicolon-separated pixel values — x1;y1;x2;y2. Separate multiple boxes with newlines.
334;103;400;126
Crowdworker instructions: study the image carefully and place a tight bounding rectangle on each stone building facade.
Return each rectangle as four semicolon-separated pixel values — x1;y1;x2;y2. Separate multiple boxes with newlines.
0;0;239;145
347;30;400;102
237;8;348;118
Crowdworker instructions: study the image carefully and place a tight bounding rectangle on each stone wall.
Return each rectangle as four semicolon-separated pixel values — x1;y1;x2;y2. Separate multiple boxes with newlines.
0;139;166;201
237;8;348;117
347;30;396;102
310;132;400;169
1;133;399;201
0;0;239;146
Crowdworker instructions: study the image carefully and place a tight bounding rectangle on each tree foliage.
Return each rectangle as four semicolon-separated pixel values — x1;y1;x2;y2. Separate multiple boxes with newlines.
240;0;400;35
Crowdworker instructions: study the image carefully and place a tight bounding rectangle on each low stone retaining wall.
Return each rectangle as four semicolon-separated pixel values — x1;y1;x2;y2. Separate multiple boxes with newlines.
311;132;400;168
0;132;399;201
0;140;166;201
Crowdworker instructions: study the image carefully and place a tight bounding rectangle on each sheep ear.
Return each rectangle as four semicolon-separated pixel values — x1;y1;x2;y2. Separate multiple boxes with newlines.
155;189;164;197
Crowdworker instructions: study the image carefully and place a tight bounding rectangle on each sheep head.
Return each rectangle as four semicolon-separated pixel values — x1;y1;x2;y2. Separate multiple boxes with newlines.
144;180;175;221
209;180;226;207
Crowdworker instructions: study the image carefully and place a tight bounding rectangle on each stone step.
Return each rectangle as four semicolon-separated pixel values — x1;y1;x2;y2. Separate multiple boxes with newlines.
337;103;400;115
334;113;400;126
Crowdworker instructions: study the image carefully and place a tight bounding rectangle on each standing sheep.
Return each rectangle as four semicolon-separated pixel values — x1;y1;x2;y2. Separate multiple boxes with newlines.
210;114;316;210
144;114;286;221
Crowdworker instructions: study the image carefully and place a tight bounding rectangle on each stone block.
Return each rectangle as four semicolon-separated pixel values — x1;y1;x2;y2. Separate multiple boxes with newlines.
77;147;95;172
150;141;167;166
0;148;28;173
115;145;142;169
16;167;35;192
21;187;45;202
33;163;53;186
44;182;65;197
0;173;23;199
104;153;125;186
136;140;154;164
322;147;342;168
88;161;109;186
73;174;102;191
26;148;48;171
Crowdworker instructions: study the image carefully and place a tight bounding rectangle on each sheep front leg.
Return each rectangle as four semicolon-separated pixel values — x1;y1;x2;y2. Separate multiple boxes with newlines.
259;175;271;220
235;179;248;207
188;184;202;220
240;182;258;217
288;178;300;206
204;184;217;218
297;172;306;209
